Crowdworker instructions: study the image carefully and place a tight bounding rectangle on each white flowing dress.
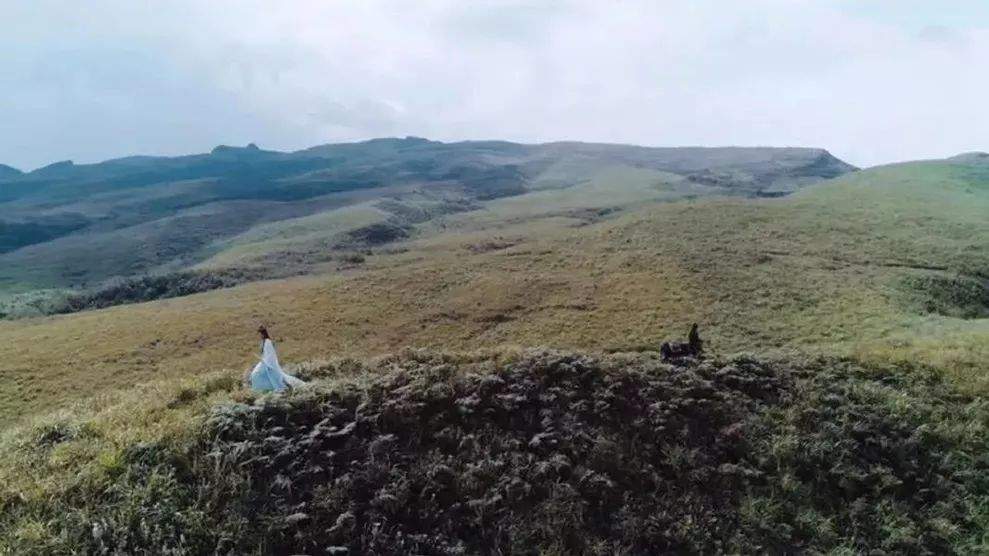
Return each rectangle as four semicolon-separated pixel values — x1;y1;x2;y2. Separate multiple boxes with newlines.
249;338;305;392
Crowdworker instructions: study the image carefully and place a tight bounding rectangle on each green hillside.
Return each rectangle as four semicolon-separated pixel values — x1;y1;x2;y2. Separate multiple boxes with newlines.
0;139;853;317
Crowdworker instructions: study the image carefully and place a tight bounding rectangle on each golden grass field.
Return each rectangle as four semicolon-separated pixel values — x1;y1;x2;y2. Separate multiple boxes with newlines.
1;160;986;426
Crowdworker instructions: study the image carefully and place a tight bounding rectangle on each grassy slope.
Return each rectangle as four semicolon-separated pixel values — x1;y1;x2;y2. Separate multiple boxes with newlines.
196;202;391;269
0;184;419;294
0;159;985;426
2;350;986;553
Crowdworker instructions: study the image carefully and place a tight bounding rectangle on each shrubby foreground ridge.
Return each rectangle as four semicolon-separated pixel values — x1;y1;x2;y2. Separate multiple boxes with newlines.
2;348;986;554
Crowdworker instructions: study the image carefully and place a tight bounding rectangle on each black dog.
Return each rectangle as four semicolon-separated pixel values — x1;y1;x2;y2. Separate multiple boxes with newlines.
660;323;703;361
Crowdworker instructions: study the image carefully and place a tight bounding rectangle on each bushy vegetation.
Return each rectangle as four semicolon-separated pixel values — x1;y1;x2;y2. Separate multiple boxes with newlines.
0;288;72;319
342;221;411;246
0;269;276;319
900;273;989;319
57;271;253;313
1;349;985;554
0;216;88;254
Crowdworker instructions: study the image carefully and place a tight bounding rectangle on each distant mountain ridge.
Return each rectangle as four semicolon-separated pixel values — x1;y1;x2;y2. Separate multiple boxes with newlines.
949;151;989;164
0;164;22;179
0;138;857;225
1;137;853;185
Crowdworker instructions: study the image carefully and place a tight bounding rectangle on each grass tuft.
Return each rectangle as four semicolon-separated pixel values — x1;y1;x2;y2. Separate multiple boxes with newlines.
1;349;986;554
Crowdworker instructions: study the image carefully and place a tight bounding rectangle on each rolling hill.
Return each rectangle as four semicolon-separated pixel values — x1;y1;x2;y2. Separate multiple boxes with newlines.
0;139;853;317
0;164;22;180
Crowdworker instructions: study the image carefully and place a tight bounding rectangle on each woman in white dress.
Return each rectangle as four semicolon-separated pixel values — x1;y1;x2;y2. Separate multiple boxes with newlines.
247;326;305;392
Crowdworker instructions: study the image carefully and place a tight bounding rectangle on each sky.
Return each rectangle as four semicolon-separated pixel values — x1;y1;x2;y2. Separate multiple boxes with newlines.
2;0;988;170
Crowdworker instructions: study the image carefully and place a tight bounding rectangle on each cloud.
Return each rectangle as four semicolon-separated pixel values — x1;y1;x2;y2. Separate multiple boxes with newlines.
1;0;988;169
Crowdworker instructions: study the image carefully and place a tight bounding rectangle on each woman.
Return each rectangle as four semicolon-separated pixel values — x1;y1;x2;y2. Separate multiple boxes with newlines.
247;326;305;392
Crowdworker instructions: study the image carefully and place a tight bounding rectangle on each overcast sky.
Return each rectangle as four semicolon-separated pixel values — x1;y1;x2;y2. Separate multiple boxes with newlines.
2;0;988;170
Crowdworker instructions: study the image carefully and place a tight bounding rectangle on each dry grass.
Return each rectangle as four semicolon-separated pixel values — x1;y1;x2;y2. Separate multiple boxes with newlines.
2;349;986;554
0;160;986;426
